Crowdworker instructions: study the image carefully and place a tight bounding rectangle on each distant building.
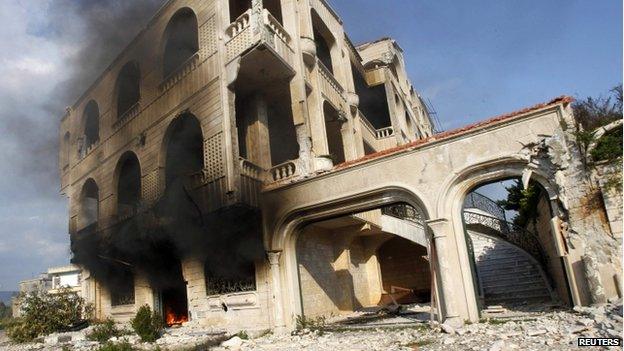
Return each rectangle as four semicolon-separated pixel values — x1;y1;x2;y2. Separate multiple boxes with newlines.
12;264;85;317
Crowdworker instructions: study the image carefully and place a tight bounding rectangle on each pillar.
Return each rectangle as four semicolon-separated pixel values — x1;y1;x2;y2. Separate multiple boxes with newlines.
181;257;208;321
267;251;286;330
426;218;464;328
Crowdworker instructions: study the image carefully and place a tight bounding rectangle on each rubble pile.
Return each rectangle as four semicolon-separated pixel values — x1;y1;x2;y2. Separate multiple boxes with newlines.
0;300;621;350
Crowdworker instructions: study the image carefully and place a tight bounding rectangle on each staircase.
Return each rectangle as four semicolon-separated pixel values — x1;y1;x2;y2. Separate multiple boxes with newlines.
469;231;554;307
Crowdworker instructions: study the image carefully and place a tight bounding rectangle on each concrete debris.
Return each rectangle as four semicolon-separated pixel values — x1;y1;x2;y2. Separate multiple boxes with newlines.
0;300;621;351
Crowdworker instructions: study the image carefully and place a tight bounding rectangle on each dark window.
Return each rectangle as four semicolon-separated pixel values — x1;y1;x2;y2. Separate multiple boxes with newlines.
116;153;141;218
116;62;140;119
205;260;256;295
83;100;100;148
163;8;198;79
111;270;135;306
229;0;251;22
165;114;204;187
323;102;345;164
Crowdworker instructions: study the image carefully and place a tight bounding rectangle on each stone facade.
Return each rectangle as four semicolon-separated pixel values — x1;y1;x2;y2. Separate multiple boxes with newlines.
59;0;621;332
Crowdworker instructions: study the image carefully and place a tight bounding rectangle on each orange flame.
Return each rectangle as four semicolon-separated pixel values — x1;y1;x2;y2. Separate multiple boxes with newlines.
165;306;188;326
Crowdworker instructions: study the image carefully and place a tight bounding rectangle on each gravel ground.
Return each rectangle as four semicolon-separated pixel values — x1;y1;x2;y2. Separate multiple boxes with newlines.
0;300;621;351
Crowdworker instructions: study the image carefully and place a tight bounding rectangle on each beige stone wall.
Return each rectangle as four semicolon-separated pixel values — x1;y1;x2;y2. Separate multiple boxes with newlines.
377;237;431;299
296;225;383;318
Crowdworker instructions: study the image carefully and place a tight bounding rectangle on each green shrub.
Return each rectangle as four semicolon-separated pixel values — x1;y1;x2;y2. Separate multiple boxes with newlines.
130;305;163;342
295;315;326;333
97;341;136;351
87;318;123;343
6;288;92;343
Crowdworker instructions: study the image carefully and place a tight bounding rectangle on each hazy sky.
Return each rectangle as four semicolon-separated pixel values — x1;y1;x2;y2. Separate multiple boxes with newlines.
0;0;621;290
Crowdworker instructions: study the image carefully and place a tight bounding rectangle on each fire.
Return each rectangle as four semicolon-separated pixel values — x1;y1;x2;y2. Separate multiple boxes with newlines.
165;306;188;326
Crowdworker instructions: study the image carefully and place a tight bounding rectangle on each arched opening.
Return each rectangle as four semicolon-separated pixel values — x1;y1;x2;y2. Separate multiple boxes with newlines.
311;10;334;74
79;178;99;230
162;8;198;79
116;152;141;219
229;0;251;23
83;100;99;149
62;132;70;169
295;201;433;325
164;113;204;187
116;61;140;119
323;101;345;164
462;178;569;311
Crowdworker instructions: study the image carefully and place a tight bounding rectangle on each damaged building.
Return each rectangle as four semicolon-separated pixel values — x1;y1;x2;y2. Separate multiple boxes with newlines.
59;0;622;332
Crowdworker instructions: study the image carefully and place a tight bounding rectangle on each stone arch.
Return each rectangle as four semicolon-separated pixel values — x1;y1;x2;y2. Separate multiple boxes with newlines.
438;158;571;309
78;178;99;230
114;151;142;217
162;7;198;79
82;100;100;149
115;61;141;119
160;112;204;188
266;186;434;326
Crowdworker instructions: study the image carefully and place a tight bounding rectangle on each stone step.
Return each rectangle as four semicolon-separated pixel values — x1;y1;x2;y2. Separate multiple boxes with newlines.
486;287;550;299
477;265;538;275
469;231;554;307
481;277;545;289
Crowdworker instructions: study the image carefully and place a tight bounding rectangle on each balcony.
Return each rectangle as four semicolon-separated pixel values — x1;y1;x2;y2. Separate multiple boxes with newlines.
317;59;346;111
359;111;397;152
225;9;295;89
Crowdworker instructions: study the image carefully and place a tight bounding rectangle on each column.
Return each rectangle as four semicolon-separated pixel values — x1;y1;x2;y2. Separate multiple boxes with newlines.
267;251;286;329
426;218;464;328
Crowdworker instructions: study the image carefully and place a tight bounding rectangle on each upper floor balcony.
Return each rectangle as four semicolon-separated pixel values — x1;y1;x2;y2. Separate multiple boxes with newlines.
359;110;397;153
225;8;295;88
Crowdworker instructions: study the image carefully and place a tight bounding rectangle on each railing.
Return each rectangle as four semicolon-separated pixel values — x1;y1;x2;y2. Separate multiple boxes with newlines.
359;111;396;152
114;101;140;128
263;10;290;44
225;9;293;65
317;59;346;109
381;203;424;224
225;10;252;62
463;192;506;221
376;127;394;139
159;52;200;92
225;10;251;39
463;210;547;267
270;160;297;182
240;157;266;181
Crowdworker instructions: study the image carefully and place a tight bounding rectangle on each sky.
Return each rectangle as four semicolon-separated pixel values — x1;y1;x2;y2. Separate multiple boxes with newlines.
0;0;621;291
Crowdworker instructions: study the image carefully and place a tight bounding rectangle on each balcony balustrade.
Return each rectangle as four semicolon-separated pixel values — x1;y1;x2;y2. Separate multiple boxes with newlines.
225;9;294;66
317;59;346;110
359;111;397;152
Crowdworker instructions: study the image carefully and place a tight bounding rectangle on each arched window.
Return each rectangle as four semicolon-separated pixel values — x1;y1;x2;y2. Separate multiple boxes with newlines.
116;61;140;119
116;152;141;218
62;132;70;169
163;8;199;79
79;179;99;229
323;101;345;164
83;100;99;148
164;113;204;187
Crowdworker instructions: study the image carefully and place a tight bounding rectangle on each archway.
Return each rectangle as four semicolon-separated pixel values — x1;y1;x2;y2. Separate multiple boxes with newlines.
162;8;198;79
460;174;570;311
79;178;99;231
290;198;434;326
116;61;140;119
83;100;99;149
164;113;204;187
116;152;141;219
